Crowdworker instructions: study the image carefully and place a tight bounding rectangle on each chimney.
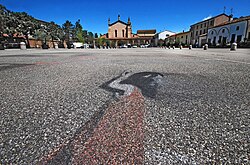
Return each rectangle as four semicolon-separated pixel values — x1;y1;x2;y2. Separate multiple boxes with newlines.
108;18;110;25
118;14;120;21
229;14;233;22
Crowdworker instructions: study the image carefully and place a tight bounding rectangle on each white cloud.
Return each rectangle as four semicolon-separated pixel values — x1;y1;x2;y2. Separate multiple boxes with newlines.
202;15;212;21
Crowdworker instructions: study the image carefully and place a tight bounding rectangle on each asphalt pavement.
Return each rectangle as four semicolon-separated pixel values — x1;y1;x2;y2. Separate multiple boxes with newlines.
0;48;249;164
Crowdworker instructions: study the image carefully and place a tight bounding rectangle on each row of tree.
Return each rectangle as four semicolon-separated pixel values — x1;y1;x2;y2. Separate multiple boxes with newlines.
0;4;99;48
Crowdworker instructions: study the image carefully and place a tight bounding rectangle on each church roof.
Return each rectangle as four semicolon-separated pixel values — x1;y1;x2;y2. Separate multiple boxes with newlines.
109;20;128;26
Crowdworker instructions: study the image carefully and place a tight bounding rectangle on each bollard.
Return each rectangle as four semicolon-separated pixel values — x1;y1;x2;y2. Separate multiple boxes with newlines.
204;44;208;50
173;46;175;49
20;42;26;50
180;45;183;49
168;46;170;49
54;43;58;49
189;45;192;50
230;42;237;51
74;44;77;49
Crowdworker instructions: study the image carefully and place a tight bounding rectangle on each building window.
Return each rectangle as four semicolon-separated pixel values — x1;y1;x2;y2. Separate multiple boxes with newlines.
191;32;193;37
181;36;183;38
115;30;117;37
210;20;214;26
236;26;240;31
201;24;203;28
203;29;206;34
122;30;125;37
222;29;225;33
213;37;216;45
204;23;206;27
211;31;214;35
200;30;202;35
196;31;198;36
248;32;250;40
197;25;199;29
186;35;188;39
231;34;236;43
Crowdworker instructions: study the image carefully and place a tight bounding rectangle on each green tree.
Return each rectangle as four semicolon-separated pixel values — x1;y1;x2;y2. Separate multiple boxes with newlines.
96;37;106;47
87;32;94;44
62;20;74;42
47;21;62;47
12;12;37;47
83;30;88;42
94;33;98;38
74;19;84;43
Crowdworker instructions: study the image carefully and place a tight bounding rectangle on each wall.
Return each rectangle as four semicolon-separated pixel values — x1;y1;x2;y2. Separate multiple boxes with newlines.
214;15;230;26
108;22;129;39
176;32;191;45
29;39;63;48
207;20;247;45
158;31;175;40
247;20;250;41
190;14;230;45
229;21;247;42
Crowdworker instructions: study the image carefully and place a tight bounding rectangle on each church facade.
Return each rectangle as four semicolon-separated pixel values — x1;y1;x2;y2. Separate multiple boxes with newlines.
101;15;156;47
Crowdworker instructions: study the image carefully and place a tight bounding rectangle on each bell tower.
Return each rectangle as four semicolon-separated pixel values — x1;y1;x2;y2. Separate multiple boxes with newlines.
127;17;132;38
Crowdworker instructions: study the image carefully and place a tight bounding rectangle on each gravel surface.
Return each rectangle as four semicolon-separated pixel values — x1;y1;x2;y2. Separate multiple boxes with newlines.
0;48;249;164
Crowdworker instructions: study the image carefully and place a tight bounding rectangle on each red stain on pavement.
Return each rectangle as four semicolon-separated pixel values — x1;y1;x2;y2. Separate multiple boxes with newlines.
72;88;145;164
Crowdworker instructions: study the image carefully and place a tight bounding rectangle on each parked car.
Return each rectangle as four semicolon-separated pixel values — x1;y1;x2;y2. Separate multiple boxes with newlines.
67;42;74;49
82;43;89;49
42;43;49;49
120;45;128;48
73;42;83;48
5;43;20;49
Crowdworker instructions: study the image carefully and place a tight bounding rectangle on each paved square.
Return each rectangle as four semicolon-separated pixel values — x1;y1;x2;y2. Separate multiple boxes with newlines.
0;48;249;164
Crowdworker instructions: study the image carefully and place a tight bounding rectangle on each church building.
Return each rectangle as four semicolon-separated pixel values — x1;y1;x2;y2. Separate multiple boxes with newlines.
101;15;156;47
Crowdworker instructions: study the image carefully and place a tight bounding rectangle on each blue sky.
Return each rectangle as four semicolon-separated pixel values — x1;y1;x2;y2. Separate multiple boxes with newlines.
1;0;250;34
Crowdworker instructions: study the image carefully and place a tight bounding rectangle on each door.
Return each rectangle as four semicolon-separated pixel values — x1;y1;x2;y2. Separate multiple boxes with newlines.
231;34;236;43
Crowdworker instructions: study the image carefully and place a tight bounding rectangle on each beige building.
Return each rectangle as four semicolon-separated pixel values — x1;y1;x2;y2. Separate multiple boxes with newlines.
166;31;191;46
101;15;138;47
165;34;176;45
190;13;231;46
175;31;191;45
107;15;132;39
137;29;156;45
